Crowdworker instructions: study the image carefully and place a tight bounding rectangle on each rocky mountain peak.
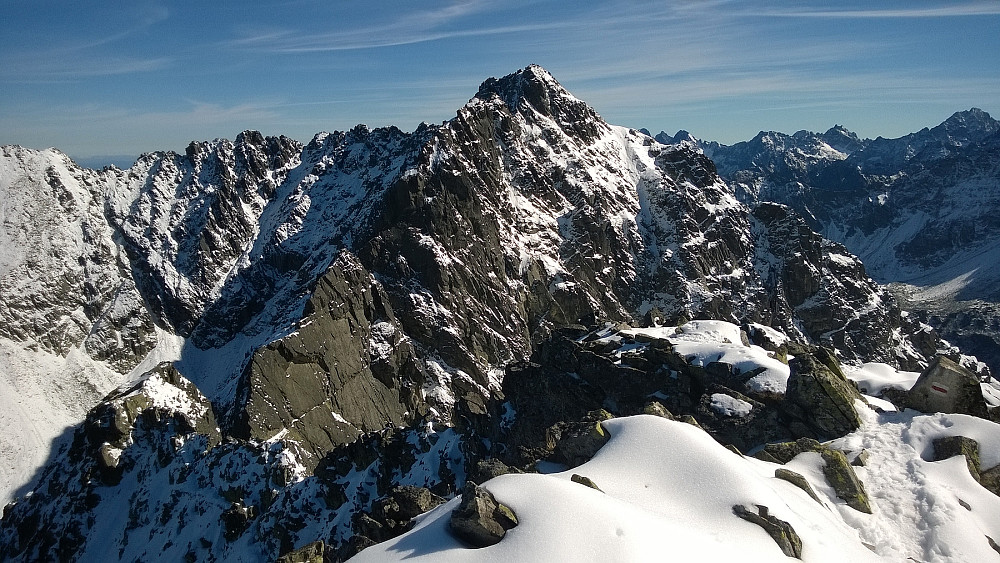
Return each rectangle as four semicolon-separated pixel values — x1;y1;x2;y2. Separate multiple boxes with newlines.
819;125;866;155
1;68;996;563
934;107;999;144
653;129;699;145
473;65;603;135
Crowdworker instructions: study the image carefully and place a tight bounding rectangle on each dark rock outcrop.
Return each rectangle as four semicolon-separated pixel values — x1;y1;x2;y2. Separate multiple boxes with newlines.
449;482;518;548
276;540;325;563
931;435;1000;496
782;347;864;439
228;251;428;467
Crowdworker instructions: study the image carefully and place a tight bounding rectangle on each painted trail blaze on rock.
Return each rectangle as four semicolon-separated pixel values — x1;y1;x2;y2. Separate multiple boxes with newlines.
907;356;988;416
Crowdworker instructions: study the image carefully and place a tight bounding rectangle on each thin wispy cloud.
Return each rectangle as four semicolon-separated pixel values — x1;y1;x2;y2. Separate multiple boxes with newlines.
0;57;172;83
754;2;1000;19
230;2;566;54
2;1;998;156
0;4;171;82
233;22;566;53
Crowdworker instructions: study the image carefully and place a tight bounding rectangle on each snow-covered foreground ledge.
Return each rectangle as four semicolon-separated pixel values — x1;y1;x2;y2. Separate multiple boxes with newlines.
351;412;1000;562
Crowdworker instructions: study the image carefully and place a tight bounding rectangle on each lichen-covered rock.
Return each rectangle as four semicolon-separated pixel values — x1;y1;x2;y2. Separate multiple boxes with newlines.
755;437;824;464
981;465;1000;497
276;540;325;563
851;449;870;467
570;474;604;492
642;401;675;419
546;410;613;468
469;459;520;485
782;347;864;439
732;504;803;558
821;449;872;513
373;486;446;525
449;482;518;548
756;439;871;512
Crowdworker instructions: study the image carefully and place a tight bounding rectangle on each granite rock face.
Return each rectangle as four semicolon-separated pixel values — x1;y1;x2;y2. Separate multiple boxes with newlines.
229;251;428;467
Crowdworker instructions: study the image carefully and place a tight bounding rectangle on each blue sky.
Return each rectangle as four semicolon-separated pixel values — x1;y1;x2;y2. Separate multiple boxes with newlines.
2;0;999;165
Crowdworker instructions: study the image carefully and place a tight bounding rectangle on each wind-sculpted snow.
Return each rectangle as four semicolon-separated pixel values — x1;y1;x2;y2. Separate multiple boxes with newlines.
355;413;1000;562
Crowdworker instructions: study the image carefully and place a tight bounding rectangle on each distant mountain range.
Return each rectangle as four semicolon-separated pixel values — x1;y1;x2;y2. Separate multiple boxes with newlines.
649;107;1000;373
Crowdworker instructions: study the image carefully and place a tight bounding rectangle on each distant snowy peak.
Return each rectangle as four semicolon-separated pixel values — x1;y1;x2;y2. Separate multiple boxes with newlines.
858;108;999;174
703;129;853;183
816;125;866;155
652;129;699;146
698;108;1000;375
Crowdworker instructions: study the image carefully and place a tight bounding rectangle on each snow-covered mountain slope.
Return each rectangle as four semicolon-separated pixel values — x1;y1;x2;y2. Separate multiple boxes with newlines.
0;147;162;506
1;67;997;562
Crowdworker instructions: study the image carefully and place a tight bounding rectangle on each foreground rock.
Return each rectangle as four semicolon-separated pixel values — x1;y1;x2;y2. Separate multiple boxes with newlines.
733;504;803;558
755;438;872;513
782;346;864;439
449;482;518;547
932;435;1000;497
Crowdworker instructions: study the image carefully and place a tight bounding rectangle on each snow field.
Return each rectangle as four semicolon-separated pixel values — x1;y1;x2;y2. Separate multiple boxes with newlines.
352;415;879;562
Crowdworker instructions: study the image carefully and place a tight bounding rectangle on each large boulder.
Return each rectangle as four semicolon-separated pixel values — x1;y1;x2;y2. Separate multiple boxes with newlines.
782;347;864;439
907;356;988;416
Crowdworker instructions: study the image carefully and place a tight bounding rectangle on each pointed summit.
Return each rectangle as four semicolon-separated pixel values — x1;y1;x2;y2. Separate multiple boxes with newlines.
935;107;999;143
473;64;605;140
475;64;569;117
